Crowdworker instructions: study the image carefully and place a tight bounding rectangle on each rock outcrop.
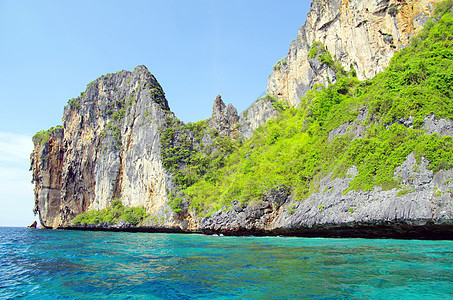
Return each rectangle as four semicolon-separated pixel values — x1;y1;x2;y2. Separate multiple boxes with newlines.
210;95;239;139
238;98;280;139
200;154;453;239
268;0;442;107
209;94;280;140
31;127;64;228
424;114;453;136
27;221;37;229
31;66;179;228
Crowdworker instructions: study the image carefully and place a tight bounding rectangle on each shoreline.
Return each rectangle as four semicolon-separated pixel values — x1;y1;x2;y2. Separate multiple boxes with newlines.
49;220;453;240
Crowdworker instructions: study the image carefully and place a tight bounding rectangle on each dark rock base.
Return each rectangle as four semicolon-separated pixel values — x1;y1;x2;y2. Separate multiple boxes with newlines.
59;221;453;240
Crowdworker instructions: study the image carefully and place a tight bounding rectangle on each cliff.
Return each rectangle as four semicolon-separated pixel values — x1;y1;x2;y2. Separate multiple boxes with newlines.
31;0;453;238
31;127;64;228
32;66;181;228
267;0;443;107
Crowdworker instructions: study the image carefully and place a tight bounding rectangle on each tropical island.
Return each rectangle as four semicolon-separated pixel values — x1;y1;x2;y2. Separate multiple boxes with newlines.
31;0;453;239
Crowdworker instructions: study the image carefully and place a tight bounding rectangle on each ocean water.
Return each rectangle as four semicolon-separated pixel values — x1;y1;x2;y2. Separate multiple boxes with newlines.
0;227;452;299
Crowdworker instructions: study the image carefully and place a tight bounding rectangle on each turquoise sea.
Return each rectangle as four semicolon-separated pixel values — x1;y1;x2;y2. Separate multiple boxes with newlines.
0;227;452;299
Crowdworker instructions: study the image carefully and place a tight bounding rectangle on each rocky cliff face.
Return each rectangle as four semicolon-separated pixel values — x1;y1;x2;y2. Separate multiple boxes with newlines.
31;128;64;228
268;0;442;107
200;153;453;238
31;66;180;228
210;95;239;139
238;98;279;139
209;95;280;140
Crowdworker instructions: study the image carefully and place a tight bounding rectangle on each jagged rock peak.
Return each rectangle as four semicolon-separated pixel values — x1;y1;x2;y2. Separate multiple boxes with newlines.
74;65;170;113
267;0;442;107
211;95;239;139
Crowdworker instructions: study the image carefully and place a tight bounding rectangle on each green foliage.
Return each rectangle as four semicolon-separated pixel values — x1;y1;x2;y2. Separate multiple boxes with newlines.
373;9;453;125
105;98;126;149
273;59;288;71
148;81;169;110
257;94;289;112
308;41;325;59
308;41;347;77
259;94;277;103
127;96;135;108
72;199;149;226
159;117;236;191
68;97;80;111
168;193;183;212
396;189;412;196
308;41;334;67
434;187;442;197
173;3;453;216
86;79;97;89
32;126;63;144
272;100;289;112
432;0;453;18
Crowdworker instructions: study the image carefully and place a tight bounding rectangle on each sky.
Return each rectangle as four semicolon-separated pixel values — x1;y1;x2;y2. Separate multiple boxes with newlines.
0;0;310;226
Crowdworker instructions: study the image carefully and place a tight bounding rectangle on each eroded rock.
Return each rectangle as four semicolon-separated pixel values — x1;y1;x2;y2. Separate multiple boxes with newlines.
210;95;239;139
268;0;442;107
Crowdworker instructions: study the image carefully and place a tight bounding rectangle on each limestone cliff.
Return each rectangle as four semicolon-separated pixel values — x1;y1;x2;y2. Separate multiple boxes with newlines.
210;95;239;139
238;97;280;139
200;154;453;239
31;66;179;228
268;0;443;106
209;94;280;140
31;127;64;228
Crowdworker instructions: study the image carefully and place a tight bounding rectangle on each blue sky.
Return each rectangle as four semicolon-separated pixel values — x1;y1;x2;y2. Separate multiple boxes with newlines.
0;0;310;226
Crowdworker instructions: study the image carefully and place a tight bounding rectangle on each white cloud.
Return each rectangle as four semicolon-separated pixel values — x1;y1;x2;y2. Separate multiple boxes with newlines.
0;132;36;226
0;132;33;164
0;167;33;197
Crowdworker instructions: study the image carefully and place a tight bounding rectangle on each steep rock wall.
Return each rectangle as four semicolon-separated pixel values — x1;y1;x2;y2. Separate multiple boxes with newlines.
31;66;179;228
238;98;279;139
31;128;64;228
210;95;239;139
268;0;442;107
209;94;280;140
200;154;453;238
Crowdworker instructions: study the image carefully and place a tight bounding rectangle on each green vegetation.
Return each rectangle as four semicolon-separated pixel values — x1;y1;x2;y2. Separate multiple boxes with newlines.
68;97;80;111
308;41;348;78
434;187;442;197
273;59;288;71
168;192;184;213
148;81;169;110
159;117;235;190
127;96;135;108
308;41;334;65
257;94;289;112
161;2;453;216
72;199;148;226
86;79;97;89
396;188;414;197
32;126;63;144
104;98;126;149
